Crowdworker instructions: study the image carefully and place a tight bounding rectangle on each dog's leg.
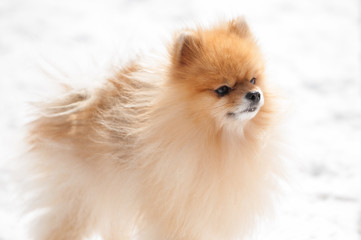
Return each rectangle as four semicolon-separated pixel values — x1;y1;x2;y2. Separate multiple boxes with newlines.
29;198;93;240
103;227;132;240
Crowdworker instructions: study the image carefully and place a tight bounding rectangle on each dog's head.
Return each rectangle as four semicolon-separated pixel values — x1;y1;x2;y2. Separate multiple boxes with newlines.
168;18;270;133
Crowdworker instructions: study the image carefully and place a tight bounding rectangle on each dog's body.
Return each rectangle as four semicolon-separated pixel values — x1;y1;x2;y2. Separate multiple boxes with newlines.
26;18;282;240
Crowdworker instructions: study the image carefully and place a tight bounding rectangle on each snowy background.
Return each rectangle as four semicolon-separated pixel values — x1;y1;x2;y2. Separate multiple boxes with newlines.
0;0;360;239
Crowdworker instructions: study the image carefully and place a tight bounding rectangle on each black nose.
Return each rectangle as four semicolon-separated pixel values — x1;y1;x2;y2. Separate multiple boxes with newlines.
245;91;261;103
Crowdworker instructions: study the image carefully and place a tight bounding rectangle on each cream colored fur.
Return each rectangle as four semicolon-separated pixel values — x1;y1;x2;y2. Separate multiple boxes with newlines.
25;18;283;240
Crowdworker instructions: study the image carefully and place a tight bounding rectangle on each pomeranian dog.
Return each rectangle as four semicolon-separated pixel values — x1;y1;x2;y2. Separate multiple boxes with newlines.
25;18;283;240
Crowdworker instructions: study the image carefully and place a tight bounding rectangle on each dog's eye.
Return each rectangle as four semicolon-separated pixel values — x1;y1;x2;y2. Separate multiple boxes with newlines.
215;85;231;97
250;78;256;85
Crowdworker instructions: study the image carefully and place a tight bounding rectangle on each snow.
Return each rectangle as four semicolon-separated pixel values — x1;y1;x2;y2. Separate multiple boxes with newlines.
0;0;360;239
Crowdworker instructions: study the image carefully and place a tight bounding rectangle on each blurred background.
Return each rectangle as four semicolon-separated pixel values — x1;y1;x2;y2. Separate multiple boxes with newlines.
0;0;360;239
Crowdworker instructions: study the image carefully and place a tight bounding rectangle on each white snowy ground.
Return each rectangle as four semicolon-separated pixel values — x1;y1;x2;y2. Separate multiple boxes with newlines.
0;0;360;239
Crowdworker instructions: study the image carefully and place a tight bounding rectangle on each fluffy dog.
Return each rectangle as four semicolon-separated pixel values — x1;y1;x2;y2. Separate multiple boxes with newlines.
25;18;283;240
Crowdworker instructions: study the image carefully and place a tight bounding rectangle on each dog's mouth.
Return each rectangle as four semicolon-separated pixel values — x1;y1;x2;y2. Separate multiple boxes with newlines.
227;107;258;116
226;106;260;119
226;90;264;120
242;107;257;113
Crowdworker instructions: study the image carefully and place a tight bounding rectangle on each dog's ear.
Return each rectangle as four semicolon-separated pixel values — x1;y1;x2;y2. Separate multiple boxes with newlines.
172;31;203;66
228;17;252;38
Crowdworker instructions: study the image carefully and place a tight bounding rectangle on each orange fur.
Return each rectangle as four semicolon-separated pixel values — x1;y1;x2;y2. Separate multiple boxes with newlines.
25;18;283;240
